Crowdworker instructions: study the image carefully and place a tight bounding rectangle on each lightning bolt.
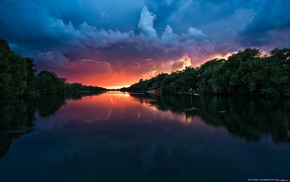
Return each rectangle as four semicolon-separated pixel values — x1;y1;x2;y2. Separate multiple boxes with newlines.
109;94;114;104
81;59;112;71
137;112;141;120
121;59;154;71
106;110;113;120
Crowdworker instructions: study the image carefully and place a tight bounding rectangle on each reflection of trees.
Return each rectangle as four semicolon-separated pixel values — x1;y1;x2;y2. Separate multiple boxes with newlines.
131;93;194;114
131;93;290;143
37;96;66;117
0;92;107;158
0;95;67;158
65;91;105;101
0;99;35;158
198;97;290;143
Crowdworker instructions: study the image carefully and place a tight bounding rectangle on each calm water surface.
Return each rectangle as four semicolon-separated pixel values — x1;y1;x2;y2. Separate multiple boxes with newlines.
0;92;290;182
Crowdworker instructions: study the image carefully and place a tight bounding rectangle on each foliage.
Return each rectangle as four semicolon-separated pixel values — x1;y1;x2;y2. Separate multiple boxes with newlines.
128;47;290;97
37;71;66;95
0;39;28;97
198;48;290;97
64;82;107;95
127;68;199;94
0;38;63;97
0;38;106;98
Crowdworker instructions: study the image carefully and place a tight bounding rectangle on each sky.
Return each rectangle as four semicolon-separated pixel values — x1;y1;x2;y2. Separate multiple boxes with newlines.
1;0;290;88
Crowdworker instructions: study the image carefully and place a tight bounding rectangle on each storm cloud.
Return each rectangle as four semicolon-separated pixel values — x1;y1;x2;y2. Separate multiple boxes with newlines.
0;0;289;87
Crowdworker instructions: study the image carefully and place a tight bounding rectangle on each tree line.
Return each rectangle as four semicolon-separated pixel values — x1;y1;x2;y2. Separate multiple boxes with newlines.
0;38;106;98
125;48;290;97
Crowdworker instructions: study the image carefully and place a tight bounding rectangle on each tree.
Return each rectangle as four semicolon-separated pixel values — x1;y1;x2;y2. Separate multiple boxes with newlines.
199;58;224;94
0;39;28;97
38;71;65;95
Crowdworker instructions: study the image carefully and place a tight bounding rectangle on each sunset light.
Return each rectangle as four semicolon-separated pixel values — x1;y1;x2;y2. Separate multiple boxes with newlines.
1;0;290;181
1;1;288;88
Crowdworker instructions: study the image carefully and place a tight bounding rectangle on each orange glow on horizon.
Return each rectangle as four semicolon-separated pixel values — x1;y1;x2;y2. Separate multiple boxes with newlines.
106;85;131;89
191;51;237;67
214;52;237;60
57;52;238;88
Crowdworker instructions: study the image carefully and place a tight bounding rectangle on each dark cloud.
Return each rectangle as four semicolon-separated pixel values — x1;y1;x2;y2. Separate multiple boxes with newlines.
0;0;289;86
244;0;290;33
239;0;290;47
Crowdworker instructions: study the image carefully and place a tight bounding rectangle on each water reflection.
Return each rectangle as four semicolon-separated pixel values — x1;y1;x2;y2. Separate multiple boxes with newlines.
198;96;290;143
131;94;290;143
0;95;66;158
0;92;290;182
0;98;35;158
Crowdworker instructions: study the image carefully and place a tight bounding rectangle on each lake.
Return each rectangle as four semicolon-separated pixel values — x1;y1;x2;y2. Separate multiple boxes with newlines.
1;92;290;182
